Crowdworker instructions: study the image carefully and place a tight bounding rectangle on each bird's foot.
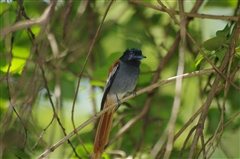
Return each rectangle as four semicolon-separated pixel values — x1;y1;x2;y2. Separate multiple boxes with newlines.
131;91;137;97
115;94;121;111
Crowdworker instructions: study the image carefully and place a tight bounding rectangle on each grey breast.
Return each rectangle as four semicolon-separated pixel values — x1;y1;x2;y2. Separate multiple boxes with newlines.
109;61;140;95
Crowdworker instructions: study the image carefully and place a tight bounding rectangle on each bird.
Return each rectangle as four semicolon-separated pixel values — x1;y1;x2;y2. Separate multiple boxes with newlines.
93;48;146;159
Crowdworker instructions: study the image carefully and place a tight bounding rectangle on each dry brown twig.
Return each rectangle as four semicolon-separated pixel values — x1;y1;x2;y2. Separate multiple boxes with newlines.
9;1;82;158
196;110;240;159
130;0;238;21
70;1;114;158
0;1;55;37
3;1;29;153
151;0;203;157
149;1;240;158
36;68;215;158
163;0;186;158
188;17;240;159
155;0;240;92
2;1;239;158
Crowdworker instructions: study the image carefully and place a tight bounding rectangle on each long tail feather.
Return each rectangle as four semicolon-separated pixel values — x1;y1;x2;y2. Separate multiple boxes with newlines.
93;102;115;159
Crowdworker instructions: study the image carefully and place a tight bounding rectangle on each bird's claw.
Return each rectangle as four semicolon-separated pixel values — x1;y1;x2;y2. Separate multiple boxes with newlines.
115;94;121;111
131;91;137;97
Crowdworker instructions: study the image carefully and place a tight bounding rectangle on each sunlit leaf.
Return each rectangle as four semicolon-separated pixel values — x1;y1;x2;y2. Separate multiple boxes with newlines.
72;144;110;159
194;48;213;67
73;144;93;158
0;2;9;15
195;53;204;67
90;80;105;87
205;0;237;7
236;46;240;54
31;25;41;36
0;46;30;74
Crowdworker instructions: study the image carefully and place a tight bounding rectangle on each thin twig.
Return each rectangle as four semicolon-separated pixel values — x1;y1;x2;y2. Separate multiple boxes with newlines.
178;125;198;159
130;0;238;21
70;1;114;158
0;1;55;36
16;1;80;158
63;0;74;39
204;45;238;158
164;0;186;158
157;0;240;92
5;0;28;150
109;33;181;148
157;1;204;157
196;110;240;158
151;1;202;157
188;17;240;159
36;68;215;159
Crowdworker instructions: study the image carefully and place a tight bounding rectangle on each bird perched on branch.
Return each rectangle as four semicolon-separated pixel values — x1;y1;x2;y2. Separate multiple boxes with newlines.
93;48;146;159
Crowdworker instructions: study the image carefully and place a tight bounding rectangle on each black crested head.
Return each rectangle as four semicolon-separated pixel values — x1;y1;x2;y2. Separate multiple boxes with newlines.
120;48;146;67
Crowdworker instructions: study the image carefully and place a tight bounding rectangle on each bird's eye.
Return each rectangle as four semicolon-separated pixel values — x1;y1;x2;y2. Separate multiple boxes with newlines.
129;52;134;60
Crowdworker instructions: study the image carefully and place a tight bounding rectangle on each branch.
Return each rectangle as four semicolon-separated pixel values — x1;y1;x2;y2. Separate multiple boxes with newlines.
36;68;215;159
0;1;55;37
109;33;181;147
156;0;240;92
130;0;238;21
70;1;114;158
188;17;240;158
164;0;186;158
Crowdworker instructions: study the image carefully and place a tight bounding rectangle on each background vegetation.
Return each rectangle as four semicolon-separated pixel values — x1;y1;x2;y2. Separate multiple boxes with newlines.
0;0;239;158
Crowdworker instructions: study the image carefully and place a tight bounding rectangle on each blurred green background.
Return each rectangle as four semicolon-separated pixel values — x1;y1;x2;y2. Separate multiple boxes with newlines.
0;0;239;158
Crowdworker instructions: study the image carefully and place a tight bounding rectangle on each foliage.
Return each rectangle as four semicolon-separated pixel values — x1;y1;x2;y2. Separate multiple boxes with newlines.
0;0;239;159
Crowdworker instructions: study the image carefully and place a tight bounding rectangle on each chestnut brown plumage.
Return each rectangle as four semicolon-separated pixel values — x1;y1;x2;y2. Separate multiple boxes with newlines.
93;48;146;159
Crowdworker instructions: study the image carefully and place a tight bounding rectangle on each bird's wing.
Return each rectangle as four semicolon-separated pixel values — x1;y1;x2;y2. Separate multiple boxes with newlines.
101;59;120;110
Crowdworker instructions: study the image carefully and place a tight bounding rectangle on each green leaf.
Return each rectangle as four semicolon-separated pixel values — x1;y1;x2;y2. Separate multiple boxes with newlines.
216;48;227;61
203;36;226;51
195;53;204;67
236;46;240;54
0;46;30;74
207;108;221;134
90;80;105;87
236;37;240;48
61;77;75;99
0;41;7;68
72;144;110;159
31;25;41;37
71;143;92;158
216;24;230;37
0;2;10;15
194;48;212;67
205;0;237;7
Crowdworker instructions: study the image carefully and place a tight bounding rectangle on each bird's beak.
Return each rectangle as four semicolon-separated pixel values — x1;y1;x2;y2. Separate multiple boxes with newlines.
134;55;146;60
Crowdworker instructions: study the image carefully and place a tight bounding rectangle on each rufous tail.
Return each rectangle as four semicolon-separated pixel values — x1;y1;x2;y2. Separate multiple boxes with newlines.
93;101;115;159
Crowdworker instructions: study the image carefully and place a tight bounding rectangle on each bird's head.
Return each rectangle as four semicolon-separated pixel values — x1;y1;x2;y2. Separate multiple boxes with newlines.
120;48;146;66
